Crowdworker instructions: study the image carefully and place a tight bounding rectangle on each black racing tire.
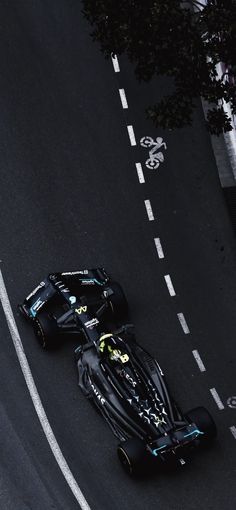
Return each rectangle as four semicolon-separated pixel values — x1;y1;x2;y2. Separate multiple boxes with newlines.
105;281;128;320
18;304;31;321
117;438;147;476
33;313;58;349
185;406;217;445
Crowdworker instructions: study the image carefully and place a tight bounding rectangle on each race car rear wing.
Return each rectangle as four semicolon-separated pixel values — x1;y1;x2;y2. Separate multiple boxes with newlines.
149;422;204;458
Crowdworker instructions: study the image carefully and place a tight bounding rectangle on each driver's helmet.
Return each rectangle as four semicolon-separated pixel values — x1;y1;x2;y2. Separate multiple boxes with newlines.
98;333;129;364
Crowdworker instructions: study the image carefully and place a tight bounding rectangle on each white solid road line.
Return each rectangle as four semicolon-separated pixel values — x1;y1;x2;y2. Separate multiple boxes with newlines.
111;54;120;72
230;426;236;439
0;269;91;510
119;88;128;109
144;199;154;221
127;125;137;146
154;238;164;259
135;163;145;183
210;387;225;410
192;350;206;372
177;313;190;334
164;274;176;296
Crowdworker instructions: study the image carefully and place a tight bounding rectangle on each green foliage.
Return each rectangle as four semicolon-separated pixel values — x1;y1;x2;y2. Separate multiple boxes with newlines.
82;0;236;134
206;106;233;135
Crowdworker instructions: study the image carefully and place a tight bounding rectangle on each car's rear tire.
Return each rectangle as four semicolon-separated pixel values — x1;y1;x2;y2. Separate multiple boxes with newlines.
117;438;147;476
105;281;128;320
33;313;58;349
185;406;217;445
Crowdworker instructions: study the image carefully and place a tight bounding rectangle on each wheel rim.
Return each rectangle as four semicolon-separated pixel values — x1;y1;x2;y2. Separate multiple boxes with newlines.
146;159;160;169
34;320;46;348
140;136;153;147
118;447;133;475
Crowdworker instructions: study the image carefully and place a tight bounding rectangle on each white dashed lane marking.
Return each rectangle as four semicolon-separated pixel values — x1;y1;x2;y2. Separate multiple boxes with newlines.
112;48;230;442
144;200;154;221
164;274;176;297
135;163;145;183
177;313;190;334
230;426;236;439
119;89;128;109
111;54;120;72
127;125;137;146
192;350;206;372
210;388;225;410
154;238;164;259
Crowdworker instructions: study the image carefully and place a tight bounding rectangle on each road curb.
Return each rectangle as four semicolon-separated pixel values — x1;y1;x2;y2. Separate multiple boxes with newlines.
201;98;236;232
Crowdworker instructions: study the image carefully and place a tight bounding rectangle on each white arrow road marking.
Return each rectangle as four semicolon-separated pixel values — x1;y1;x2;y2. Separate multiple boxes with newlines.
0;269;91;510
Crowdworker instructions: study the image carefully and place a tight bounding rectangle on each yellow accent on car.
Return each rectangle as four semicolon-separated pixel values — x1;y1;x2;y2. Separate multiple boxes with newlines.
98;334;129;362
99;340;105;352
75;306;87;314
99;333;113;342
99;334;113;352
109;349;129;363
120;353;129;363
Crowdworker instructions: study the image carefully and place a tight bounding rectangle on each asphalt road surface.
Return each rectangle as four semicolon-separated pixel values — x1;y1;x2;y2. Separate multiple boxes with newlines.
0;1;236;509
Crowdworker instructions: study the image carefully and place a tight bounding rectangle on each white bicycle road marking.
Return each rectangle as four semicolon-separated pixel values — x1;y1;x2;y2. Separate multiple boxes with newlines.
227;396;236;409
140;136;167;170
0;269;91;510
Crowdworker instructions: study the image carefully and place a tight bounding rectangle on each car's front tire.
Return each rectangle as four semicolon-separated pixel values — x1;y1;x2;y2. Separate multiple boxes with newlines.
105;281;128;321
33;313;57;349
185;406;217;445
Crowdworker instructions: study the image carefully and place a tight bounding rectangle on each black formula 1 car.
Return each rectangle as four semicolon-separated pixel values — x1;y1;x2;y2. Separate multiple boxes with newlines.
19;268;217;475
